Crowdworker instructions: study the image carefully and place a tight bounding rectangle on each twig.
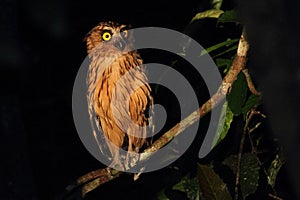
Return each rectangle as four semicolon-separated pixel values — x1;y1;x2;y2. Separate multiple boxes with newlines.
235;110;278;200
268;193;284;200
246;112;283;198
242;69;261;95
235;109;256;200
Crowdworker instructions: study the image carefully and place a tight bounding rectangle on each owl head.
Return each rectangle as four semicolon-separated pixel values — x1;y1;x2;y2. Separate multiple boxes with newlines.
85;21;133;54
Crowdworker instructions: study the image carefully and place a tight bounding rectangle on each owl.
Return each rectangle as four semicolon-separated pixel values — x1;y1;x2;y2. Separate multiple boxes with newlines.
84;21;154;170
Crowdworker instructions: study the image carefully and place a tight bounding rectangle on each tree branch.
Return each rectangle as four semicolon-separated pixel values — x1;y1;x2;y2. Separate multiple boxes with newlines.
61;168;121;199
145;28;249;154
64;28;250;198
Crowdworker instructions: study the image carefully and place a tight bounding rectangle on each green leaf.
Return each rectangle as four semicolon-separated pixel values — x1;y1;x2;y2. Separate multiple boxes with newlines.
215;58;233;73
212;44;238;58
172;175;200;200
197;164;232;200
191;9;224;23
268;154;285;187
156;189;170;200
210;0;223;10
212;101;234;148
215;58;232;69
242;94;260;118
200;38;239;56
223;153;260;199
227;72;248;116
217;10;240;24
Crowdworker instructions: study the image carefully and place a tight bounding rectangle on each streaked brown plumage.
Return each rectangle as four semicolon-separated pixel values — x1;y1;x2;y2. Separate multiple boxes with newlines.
85;21;153;169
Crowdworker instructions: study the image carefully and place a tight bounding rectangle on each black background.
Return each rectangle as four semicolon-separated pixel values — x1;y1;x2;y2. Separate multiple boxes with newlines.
1;0;299;199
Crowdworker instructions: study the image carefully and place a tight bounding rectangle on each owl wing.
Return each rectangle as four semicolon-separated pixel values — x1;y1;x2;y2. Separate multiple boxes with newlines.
127;62;154;151
107;53;154;152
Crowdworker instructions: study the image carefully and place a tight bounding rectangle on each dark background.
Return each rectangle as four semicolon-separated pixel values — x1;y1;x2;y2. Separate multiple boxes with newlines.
1;0;299;199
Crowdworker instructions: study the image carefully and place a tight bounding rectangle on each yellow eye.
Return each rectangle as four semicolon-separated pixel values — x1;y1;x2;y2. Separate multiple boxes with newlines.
102;32;111;41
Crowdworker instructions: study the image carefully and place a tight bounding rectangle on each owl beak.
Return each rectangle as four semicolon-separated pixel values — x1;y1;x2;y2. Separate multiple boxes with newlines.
114;36;126;51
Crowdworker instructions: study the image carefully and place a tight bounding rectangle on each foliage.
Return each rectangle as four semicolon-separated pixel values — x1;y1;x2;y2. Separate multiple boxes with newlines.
242;94;260;118
197;164;232;200
217;10;241;24
227;72;248;116
172;174;200;200
157;164;232;200
223;153;260;199
212;101;234;148
190;9;224;23
267;154;285;188
153;3;284;200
